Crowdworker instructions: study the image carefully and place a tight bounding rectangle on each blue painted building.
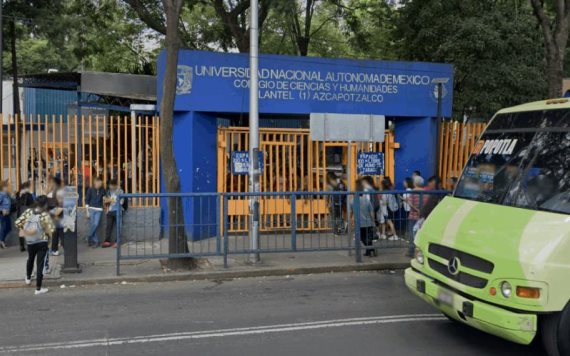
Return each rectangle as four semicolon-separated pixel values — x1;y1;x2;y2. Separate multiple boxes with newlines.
156;50;453;239
157;50;453;193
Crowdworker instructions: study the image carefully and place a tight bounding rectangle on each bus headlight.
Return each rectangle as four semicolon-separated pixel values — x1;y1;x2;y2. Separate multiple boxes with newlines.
500;281;512;298
415;248;424;265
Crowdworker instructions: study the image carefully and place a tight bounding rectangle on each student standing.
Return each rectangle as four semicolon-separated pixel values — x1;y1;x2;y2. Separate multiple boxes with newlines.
401;177;414;249
15;182;35;252
355;179;376;257
15;196;55;295
380;178;399;241
85;177;105;247
326;172;347;235
48;177;64;256
102;179;124;248
406;176;425;257
0;181;12;249
420;176;444;220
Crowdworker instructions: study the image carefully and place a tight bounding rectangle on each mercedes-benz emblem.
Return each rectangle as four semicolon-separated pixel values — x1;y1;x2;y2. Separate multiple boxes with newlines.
448;257;461;276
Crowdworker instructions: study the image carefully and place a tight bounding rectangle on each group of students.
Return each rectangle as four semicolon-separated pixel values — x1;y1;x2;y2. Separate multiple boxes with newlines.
0;176;124;295
325;170;444;258
84;176;125;248
0;178;65;255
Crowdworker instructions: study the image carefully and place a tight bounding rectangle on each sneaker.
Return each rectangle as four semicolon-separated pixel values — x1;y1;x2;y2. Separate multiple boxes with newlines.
34;288;49;295
101;242;112;248
112;243;117;248
25;277;31;285
388;235;400;241
378;234;387;240
50;250;60;256
0;241;5;249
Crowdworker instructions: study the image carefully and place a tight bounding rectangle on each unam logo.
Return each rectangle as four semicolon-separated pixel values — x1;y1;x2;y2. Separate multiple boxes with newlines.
176;65;193;95
430;81;449;102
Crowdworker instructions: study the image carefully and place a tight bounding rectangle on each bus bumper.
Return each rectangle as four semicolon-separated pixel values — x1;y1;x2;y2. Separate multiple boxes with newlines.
404;268;537;345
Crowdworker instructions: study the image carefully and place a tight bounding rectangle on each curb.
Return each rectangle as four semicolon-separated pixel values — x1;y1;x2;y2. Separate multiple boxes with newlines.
0;261;410;289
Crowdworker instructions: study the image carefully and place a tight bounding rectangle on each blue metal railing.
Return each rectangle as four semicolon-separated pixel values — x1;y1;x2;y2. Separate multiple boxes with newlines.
115;190;449;275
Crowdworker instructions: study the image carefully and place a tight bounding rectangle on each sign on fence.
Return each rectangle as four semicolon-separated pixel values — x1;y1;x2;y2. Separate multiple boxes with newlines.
357;152;385;176
231;151;264;175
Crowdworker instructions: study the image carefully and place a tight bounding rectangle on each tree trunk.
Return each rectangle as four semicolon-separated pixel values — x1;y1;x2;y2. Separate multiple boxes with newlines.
160;0;195;268
530;0;570;98
546;53;564;98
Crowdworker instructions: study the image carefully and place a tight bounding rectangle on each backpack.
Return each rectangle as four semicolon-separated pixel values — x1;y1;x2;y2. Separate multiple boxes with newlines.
23;213;44;244
386;194;400;212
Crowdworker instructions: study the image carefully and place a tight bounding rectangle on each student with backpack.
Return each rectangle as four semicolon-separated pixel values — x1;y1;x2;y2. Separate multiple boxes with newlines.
361;176;380;239
355;179;377;257
0;180;12;249
380;177;400;241
15;182;35;252
326;172;347;235
15;196;55;295
102;179;124;248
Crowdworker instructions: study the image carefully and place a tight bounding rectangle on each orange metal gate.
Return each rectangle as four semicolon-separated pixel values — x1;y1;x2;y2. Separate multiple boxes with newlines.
217;126;398;232
0;114;160;207
438;121;487;189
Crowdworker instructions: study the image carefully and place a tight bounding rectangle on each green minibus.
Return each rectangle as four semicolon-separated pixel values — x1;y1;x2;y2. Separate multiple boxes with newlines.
405;99;570;356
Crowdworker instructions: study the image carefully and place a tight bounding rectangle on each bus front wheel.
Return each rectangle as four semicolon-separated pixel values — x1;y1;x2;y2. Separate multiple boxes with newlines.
558;303;570;356
542;313;561;356
541;303;570;356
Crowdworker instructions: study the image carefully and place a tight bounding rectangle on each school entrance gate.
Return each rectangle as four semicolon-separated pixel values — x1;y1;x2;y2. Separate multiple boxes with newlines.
217;126;398;232
156;50;453;235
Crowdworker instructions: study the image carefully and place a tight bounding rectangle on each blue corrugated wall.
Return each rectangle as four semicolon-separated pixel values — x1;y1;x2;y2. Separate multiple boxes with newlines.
23;88;77;116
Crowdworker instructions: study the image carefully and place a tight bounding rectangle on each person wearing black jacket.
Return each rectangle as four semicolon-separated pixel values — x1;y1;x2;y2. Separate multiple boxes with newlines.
15;182;35;252
85;176;105;247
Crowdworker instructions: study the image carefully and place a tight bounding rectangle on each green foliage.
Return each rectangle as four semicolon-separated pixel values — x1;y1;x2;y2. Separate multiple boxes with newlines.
394;0;547;120
0;0;554;119
2;0;158;76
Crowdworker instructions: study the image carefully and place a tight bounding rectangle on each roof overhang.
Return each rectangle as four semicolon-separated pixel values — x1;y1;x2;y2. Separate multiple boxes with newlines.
21;71;156;101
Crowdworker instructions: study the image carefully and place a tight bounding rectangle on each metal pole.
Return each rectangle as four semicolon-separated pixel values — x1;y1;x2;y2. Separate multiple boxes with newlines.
130;110;137;194
248;0;260;263
435;83;443;175
346;141;352;254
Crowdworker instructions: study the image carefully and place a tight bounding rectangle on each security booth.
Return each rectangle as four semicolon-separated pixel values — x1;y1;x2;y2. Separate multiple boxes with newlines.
157;50;453;237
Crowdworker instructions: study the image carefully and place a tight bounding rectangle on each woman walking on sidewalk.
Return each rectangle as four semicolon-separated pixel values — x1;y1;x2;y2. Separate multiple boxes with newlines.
15;196;55;295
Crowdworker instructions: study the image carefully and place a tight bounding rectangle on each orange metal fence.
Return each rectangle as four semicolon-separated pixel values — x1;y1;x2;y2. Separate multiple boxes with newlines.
217;126;399;232
0;114;160;207
438;121;487;189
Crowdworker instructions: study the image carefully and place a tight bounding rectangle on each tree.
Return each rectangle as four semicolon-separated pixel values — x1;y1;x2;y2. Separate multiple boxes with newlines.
159;0;195;267
530;0;570;97
395;0;547;120
273;0;340;56
340;0;397;60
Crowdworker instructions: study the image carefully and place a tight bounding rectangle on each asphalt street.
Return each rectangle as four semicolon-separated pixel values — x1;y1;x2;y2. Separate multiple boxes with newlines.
0;271;541;356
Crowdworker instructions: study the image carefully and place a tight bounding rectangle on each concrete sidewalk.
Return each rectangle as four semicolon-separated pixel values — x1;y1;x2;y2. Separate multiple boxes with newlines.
0;232;411;289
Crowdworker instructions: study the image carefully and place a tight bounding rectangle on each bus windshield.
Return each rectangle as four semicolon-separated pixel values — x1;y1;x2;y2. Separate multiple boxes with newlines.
454;109;570;215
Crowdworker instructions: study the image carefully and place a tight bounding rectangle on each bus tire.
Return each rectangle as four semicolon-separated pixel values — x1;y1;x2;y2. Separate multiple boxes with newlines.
541;313;561;356
558;303;570;356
